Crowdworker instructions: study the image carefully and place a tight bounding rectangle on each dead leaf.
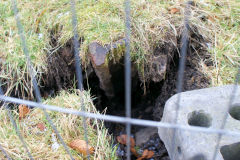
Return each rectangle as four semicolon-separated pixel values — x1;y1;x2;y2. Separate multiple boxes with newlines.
69;139;94;155
142;149;149;158
170;8;180;14
117;134;135;147
117;135;139;157
137;149;154;160
208;15;219;22
37;123;45;131
35;8;48;33
19;104;30;119
208;16;215;22
146;150;154;158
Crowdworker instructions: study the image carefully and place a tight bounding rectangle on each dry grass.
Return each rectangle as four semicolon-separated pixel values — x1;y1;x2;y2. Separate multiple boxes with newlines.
0;90;116;159
191;0;240;85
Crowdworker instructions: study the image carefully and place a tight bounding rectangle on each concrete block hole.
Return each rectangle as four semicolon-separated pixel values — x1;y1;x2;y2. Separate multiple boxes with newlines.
189;154;207;160
177;146;181;154
177;146;207;160
187;110;212;127
220;142;240;160
229;104;240;121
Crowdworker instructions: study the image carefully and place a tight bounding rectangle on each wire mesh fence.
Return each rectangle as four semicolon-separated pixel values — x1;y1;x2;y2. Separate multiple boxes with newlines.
0;0;239;160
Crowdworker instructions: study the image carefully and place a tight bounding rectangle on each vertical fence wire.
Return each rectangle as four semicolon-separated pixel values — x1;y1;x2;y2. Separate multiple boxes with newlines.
70;0;90;159
124;0;132;159
0;86;33;160
169;1;190;159
212;68;240;160
11;0;74;159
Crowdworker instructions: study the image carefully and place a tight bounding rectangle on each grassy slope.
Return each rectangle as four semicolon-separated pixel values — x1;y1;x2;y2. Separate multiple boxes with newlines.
194;0;240;85
1;0;239;98
0;90;116;159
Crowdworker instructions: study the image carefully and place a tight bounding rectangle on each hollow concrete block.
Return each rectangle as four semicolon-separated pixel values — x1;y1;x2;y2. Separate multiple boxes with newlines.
158;85;240;160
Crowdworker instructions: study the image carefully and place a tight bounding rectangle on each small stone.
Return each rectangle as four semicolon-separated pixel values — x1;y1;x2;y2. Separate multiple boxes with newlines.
135;127;158;146
38;33;43;39
149;140;154;144
51;133;60;151
148;146;156;151
154;143;159;148
144;106;153;113
138;149;143;155
89;42;109;66
89;42;114;98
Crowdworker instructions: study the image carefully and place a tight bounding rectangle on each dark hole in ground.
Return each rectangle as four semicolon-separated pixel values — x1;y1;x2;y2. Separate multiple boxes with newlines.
89;57;164;120
40;29;84;96
40;27;212;160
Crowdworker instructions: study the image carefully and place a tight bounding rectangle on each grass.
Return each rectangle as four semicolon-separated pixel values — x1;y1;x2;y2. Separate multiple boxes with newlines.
0;90;117;159
193;0;240;85
0;0;239;98
0;0;239;96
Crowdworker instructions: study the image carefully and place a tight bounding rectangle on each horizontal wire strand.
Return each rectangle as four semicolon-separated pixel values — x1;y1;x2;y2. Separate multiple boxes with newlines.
1;95;240;137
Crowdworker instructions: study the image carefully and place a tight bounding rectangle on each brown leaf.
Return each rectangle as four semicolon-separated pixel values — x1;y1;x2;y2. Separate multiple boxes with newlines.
35;8;48;33
146;150;154;158
208;16;215;22
208;15;219;22
170;8;180;14
19;104;30;119
137;149;154;160
37;123;45;131
117;134;135;147
69;139;94;155
141;149;149;158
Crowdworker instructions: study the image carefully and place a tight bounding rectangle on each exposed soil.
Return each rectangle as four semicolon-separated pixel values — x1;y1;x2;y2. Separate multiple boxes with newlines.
39;26;212;159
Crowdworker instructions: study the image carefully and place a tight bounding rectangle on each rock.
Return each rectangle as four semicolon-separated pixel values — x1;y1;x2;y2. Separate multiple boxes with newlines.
89;42;114;98
158;85;240;160
89;39;126;98
51;133;60;151
89;42;109;66
135;127;158;146
144;106;153;113
149;55;168;82
139;32;177;83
